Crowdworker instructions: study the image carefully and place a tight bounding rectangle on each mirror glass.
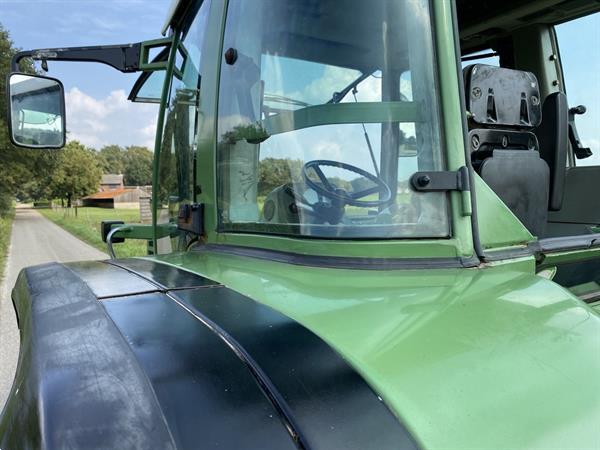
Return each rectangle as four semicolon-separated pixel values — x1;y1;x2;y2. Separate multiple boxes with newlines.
9;74;65;148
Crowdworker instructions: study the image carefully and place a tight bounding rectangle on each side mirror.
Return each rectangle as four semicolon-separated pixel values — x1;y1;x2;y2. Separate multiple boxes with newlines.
7;73;66;148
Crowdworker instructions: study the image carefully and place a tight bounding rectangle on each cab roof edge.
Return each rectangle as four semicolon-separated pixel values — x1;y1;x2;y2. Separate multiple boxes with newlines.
161;0;182;36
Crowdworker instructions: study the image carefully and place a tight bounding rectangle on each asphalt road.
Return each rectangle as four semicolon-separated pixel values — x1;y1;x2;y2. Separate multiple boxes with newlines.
0;207;106;411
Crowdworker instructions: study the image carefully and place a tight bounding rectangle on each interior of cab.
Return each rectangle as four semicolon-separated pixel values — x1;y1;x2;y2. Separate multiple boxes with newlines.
217;0;449;239
214;0;598;241
457;0;600;305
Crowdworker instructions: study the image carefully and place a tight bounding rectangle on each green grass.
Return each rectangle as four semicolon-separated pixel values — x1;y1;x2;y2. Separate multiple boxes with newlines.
39;207;148;258
0;209;15;280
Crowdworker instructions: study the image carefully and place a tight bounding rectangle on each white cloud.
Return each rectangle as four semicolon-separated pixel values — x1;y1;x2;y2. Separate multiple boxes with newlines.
65;87;159;150
300;66;360;104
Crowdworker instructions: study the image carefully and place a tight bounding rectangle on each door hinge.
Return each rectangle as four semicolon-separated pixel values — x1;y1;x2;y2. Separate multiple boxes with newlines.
410;166;470;192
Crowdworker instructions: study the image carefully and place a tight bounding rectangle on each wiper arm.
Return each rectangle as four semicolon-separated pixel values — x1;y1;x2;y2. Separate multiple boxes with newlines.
327;72;372;104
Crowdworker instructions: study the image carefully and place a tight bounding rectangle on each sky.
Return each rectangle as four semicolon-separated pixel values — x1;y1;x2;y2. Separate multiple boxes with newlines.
1;1;598;166
1;0;172;150
556;14;600;166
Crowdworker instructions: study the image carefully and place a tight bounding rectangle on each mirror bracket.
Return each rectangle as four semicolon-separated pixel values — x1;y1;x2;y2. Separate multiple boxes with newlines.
11;43;143;73
11;37;177;75
139;37;174;71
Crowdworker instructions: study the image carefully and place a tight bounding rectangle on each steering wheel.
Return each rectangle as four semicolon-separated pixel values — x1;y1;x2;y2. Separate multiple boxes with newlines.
302;160;392;208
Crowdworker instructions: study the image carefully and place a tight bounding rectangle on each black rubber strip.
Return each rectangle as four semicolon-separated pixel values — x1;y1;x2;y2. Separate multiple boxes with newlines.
539;233;600;253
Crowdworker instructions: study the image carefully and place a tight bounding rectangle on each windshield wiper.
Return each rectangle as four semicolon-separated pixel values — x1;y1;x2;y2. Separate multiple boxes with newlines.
327;72;372;104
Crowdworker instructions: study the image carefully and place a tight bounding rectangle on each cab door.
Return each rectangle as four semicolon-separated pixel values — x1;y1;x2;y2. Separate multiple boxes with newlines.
155;0;212;254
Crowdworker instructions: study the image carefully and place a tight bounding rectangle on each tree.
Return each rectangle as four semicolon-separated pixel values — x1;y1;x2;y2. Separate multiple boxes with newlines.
0;24;33;123
97;144;125;174
50;141;102;207
0;23;51;214
13;150;59;201
258;158;303;196
123;146;153;186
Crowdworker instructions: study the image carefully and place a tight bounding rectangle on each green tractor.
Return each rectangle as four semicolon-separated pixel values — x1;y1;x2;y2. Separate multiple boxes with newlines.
2;0;599;448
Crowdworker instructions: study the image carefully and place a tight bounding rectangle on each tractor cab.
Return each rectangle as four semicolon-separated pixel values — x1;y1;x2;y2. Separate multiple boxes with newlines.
152;0;598;304
3;1;600;448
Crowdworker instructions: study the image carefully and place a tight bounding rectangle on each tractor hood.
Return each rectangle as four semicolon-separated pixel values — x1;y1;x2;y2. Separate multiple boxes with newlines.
2;251;599;450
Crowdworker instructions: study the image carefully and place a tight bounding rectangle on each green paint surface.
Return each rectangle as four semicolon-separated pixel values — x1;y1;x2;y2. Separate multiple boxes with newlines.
215;233;465;259
432;0;474;258
153;250;600;450
474;174;534;249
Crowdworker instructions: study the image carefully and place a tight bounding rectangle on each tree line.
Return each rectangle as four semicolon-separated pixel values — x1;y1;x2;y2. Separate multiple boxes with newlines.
0;23;37;215
26;142;153;208
2;134;153;209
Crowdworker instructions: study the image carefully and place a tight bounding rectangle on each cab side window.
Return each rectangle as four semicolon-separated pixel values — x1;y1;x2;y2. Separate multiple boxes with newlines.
555;13;600;167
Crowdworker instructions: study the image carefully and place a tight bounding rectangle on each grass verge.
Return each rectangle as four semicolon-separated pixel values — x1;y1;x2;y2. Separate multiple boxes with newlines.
0;209;15;280
39;207;147;258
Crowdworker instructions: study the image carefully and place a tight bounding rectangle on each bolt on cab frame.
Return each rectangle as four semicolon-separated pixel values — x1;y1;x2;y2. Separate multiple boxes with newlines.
2;0;600;449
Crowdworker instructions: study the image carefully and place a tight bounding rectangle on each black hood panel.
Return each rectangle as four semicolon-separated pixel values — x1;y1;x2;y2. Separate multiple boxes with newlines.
2;258;418;450
170;287;415;450
103;292;297;450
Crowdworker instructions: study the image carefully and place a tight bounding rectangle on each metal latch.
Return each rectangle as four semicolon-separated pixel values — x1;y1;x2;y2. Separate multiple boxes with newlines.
410;166;470;192
177;203;204;235
568;105;593;160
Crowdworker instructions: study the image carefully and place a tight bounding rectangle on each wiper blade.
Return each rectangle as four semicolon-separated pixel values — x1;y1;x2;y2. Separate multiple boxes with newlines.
263;93;311;108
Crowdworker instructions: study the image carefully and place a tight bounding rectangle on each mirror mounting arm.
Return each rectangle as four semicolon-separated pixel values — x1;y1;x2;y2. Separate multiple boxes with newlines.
11;43;143;73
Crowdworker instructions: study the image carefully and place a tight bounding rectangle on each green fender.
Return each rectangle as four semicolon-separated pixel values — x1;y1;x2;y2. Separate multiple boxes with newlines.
155;251;600;450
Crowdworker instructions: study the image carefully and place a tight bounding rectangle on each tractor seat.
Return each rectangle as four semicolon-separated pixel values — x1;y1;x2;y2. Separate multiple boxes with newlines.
464;64;550;238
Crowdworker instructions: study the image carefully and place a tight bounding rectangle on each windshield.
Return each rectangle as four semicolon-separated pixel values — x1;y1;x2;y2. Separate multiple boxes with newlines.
217;0;449;239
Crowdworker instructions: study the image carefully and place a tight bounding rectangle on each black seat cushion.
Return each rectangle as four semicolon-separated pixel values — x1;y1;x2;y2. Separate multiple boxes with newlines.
479;150;550;237
535;92;568;211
